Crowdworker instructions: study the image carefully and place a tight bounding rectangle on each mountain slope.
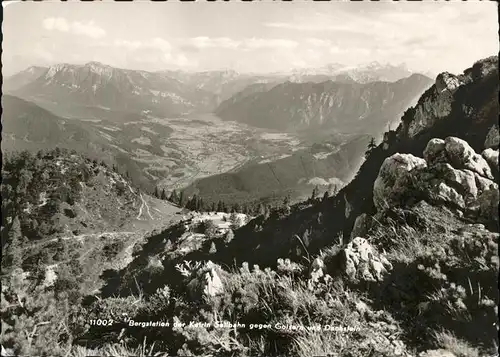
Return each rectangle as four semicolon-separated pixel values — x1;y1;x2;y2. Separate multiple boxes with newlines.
215;55;499;267
215;74;433;134
6;62;218;119
2;66;47;92
1;94;101;154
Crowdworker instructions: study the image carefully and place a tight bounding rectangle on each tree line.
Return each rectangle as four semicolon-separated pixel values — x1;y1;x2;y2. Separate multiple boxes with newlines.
150;183;341;217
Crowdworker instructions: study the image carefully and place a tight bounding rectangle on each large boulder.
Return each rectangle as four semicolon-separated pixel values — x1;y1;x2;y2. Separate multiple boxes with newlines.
373;154;427;210
482;148;499;179
423;138;448;166
340;237;393;282
431;164;478;203
444;137;493;179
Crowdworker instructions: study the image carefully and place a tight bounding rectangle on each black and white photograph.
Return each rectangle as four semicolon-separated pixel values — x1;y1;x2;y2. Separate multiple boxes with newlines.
1;0;499;356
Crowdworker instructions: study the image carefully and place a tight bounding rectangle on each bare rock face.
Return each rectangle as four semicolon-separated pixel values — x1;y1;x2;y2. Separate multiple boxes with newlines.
484;124;499;149
373;153;427;210
341;237;393;282
423;138;448;166
375;137;498;222
406;73;465;139
482;148;499;179
444;137;493;180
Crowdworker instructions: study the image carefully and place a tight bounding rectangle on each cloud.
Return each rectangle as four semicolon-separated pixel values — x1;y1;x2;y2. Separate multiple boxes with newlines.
113;37;196;69
242;38;298;50
306;38;333;47
42;17;106;38
188;37;240;49
265;22;358;33
114;38;172;52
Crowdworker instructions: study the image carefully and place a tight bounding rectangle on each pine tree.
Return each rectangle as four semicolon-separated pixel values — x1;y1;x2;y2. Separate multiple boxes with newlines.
322;190;330;202
161;188;167;200
188;194;198;211
217;201;224;212
311;186;319;200
179;191;185;207
169;189;179;204
211;202;216;212
154;187;159;198
365;137;377;159
209;241;217;254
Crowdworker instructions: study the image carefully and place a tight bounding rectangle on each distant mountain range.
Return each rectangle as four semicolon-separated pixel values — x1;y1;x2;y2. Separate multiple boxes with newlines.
215;74;433;134
277;61;435;84
3;62;218;119
4;61;433;123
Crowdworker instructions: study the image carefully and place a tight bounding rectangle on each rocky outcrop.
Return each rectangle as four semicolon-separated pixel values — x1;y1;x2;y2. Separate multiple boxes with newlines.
373;154;427;210
482;148;499;179
340;237;393;282
484;124;499;149
183;260;224;300
202;265;224;298
405;73;464;139
307;257;330;290
373;136;498;224
443;137;493;179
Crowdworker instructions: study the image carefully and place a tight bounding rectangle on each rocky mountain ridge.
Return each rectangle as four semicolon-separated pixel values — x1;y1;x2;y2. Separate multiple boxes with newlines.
4;62;218;119
215;73;433;134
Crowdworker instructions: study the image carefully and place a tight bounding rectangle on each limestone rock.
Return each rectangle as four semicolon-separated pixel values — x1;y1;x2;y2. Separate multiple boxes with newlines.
341;237;392;282
444;137;493;179
435;72;463;94
418;349;457;357
373;153;427;210
431;182;465;209
484;124;499;149
308;257;326;290
186;261;224;300
203;267;224;298
423;138;447;166
482;148;499;178
437;164;477;196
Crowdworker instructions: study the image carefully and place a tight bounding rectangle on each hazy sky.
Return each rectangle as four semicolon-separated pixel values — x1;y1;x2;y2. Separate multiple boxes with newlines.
2;1;498;76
